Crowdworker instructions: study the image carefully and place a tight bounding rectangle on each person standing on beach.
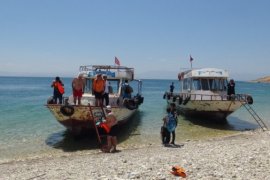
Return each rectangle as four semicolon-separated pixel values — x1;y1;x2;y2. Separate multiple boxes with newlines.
169;103;178;145
162;107;177;145
72;74;85;105
170;82;175;94
104;105;118;153
93;74;105;106
102;75;110;106
51;76;64;104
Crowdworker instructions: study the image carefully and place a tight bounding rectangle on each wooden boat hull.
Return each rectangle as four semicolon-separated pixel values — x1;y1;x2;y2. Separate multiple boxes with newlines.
165;93;249;120
46;104;137;134
175;100;242;120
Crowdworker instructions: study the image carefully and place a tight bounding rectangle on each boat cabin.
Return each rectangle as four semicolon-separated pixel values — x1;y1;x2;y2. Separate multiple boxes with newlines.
178;68;230;100
77;65;142;106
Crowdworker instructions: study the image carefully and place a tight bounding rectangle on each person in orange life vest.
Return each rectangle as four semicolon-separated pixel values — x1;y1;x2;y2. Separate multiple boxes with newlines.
51;76;64;104
93;74;105;106
72;74;85;105
104;105;118;153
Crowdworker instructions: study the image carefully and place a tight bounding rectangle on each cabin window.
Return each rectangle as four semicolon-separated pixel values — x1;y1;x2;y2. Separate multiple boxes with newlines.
183;79;188;90
209;79;227;91
84;78;93;93
209;79;219;91
220;79;227;91
201;79;209;90
193;79;201;90
109;80;120;94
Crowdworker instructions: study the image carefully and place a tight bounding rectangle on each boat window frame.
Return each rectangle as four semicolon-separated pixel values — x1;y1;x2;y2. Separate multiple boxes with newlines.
192;78;202;91
84;78;121;95
201;79;210;90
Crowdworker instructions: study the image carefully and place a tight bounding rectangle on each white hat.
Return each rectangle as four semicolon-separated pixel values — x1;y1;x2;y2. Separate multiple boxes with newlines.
106;105;112;111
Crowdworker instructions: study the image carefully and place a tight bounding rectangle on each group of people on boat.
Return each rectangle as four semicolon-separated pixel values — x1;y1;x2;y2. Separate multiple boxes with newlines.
50;73;133;106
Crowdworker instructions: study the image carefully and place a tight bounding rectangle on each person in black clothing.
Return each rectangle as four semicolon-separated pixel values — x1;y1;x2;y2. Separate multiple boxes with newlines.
51;76;64;104
170;82;175;94
227;79;235;99
169;103;178;144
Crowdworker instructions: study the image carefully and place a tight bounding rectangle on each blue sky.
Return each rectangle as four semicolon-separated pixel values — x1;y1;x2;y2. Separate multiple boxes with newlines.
1;0;270;80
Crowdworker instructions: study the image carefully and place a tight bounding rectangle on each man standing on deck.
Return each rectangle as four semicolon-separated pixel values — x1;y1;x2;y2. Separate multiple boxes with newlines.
93;74;105;106
72;74;85;105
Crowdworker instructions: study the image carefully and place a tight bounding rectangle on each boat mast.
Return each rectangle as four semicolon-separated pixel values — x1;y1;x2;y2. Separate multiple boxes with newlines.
189;55;193;69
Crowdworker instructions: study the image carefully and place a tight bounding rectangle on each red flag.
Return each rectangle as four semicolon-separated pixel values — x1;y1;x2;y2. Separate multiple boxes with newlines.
190;55;193;62
115;56;120;66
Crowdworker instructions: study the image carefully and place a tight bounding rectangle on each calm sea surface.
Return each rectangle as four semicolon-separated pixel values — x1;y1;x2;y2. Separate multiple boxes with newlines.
0;77;269;162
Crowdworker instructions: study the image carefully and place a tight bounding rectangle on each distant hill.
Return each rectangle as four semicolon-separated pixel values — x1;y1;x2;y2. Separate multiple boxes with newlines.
251;76;270;83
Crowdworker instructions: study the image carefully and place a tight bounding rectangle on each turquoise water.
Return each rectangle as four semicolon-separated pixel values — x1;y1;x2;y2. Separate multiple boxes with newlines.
0;77;269;162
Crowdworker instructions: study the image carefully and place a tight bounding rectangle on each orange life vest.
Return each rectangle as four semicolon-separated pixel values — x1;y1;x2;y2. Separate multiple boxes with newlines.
55;82;65;94
100;123;110;133
93;79;104;93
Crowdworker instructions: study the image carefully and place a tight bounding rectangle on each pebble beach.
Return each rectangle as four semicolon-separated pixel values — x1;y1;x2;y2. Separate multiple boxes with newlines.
1;130;270;180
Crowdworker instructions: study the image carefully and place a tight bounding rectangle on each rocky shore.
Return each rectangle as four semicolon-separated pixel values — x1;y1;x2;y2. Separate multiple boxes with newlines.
251;76;270;83
0;130;270;179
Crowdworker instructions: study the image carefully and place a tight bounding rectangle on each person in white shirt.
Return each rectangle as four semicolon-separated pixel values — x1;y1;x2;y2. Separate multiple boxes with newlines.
102;75;110;106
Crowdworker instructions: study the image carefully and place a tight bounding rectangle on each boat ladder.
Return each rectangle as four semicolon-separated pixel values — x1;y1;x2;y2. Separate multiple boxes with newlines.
88;105;107;145
241;102;268;131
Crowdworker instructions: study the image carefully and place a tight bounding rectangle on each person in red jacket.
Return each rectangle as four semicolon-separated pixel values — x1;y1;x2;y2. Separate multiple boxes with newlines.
51;76;64;104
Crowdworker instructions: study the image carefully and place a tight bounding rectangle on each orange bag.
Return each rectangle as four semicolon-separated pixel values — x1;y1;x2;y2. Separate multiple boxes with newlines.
100;123;110;133
170;165;186;178
56;82;65;94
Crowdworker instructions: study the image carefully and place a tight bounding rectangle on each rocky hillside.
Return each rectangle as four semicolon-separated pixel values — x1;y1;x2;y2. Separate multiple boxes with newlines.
252;76;270;83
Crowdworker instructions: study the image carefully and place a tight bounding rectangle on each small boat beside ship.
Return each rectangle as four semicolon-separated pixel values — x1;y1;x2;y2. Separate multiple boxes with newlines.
164;68;254;120
46;65;144;134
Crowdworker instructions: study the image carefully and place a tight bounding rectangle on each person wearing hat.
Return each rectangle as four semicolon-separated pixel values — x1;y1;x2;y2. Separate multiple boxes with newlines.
104;105;118;153
72;74;85;105
93;74;105;106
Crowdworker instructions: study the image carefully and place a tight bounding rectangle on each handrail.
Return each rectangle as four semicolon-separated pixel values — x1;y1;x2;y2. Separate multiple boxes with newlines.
166;92;250;102
79;65;134;72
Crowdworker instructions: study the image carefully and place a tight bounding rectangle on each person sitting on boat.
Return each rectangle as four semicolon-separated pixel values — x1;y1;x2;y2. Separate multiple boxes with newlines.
72;73;85;105
227;79;235;100
122;80;133;99
51;76;64;104
93;74;105;106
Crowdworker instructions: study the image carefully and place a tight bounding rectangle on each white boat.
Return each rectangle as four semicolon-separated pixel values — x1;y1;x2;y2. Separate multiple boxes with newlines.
46;65;144;134
164;68;253;120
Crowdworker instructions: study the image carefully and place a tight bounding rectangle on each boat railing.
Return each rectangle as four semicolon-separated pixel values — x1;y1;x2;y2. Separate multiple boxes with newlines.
79;65;134;80
166;92;251;102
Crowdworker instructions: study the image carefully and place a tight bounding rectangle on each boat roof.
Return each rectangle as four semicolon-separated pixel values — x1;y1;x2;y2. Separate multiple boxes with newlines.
180;68;229;79
79;65;134;80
